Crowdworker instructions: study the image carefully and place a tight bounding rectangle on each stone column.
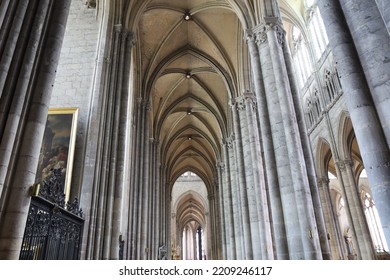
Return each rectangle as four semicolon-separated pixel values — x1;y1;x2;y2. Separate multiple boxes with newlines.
222;143;236;259
318;177;345;259
255;24;304;259
246;31;288;259
101;23;122;260
339;0;390;145
226;136;243;259
109;28;133;260
282;33;331;260
140;100;151;260
266;19;322;259
217;161;227;259
375;0;390;30
0;0;50;202
336;160;374;259
0;0;71;259
231;101;253;259
318;0;390;248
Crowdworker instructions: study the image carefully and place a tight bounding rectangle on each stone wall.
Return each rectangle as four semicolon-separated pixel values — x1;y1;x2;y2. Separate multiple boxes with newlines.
51;1;99;198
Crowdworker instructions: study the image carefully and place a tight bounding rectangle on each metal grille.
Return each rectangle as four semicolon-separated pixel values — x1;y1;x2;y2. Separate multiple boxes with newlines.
19;195;84;260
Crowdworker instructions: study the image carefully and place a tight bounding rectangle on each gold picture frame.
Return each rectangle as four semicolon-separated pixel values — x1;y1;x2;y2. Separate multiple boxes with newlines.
35;108;79;202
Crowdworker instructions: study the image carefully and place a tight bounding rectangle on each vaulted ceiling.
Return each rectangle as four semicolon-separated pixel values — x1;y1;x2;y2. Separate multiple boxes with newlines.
136;0;243;187
129;0;308;188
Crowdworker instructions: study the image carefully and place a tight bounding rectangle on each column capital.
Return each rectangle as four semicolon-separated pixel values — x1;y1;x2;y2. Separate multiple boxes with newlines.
217;161;225;172
234;96;246;111
336;159;353;171
150;138;160;146
243;90;257;111
253;19;286;47
85;0;96;9
317;176;330;186
244;29;256;44
223;134;235;149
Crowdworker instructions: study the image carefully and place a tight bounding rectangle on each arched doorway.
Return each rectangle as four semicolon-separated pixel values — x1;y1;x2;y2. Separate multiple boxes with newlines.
171;172;209;260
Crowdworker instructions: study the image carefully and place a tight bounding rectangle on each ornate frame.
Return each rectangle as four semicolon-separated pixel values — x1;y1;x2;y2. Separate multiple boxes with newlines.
35;108;79;202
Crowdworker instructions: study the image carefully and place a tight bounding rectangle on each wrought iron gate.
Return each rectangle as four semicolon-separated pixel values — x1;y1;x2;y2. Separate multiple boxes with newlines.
19;169;84;260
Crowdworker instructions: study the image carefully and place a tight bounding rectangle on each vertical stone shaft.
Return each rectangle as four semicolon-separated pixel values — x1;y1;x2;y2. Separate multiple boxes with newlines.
247;33;288;259
110;30;133;260
140;101;150;259
0;0;49;204
244;94;273;259
318;178;345;259
333;162;363;258
0;0;71;259
337;160;374;259
340;0;390;145
217;162;227;259
228;138;244;259
101;24;122;260
231;103;253;259
222;144;236;259
318;0;390;248
129;98;143;259
266;22;322;259
236;97;261;259
282;40;331;259
257;32;303;259
0;0;29;97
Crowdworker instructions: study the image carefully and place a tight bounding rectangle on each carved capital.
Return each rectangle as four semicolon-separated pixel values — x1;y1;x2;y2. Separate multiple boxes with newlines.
254;19;286;48
243;91;257;111
235;96;246;111
317;176;330;186
217;161;225;172
244;29;256;44
114;24;123;34
150;138;160;146
143;100;151;111
224;134;235;149
272;23;286;47
253;24;269;46
336;160;348;171
85;0;96;9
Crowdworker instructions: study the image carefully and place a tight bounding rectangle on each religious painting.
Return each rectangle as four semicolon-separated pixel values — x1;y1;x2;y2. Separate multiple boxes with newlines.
35;108;79;202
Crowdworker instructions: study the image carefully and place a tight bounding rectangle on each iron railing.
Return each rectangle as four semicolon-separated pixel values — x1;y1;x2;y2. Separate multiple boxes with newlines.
19;168;83;260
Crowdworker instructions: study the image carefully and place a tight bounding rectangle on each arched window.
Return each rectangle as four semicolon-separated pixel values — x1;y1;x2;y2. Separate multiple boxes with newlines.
313;88;322;119
306;98;314;127
361;190;389;253
324;68;342;104
292;26;313;88
306;1;329;60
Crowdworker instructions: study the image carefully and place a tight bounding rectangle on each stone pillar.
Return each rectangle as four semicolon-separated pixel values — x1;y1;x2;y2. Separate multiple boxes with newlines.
0;0;71;259
255;24;304;259
231;101;253;259
221;143;236;259
267;19;322;259
226;136;243;259
241;93;274;259
318;177;345;259
246;31;288;259
110;28;133;260
375;0;390;29
318;0;390;248
217;161;227;259
0;0;49;201
336;160;374;259
140;100;151;260
339;0;390;145
282;33;331;260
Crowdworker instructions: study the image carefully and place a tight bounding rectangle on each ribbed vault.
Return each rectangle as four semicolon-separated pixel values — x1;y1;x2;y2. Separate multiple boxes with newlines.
136;0;242;190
